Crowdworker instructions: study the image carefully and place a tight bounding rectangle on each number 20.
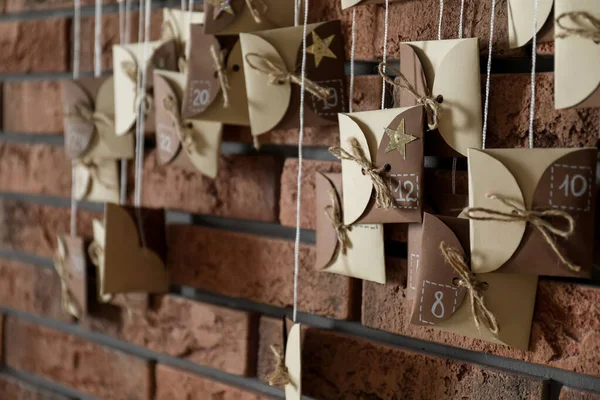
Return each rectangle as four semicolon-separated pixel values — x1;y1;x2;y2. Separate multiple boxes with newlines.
559;174;588;198
192;88;210;107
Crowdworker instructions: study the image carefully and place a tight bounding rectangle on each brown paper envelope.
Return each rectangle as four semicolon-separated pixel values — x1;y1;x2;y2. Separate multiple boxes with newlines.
338;106;425;225
61;77;134;160
56;234;88;317
161;9;205;48
411;213;538;350
240;20;347;138
315;172;386;283
285;323;302;400
341;0;402;9
204;0;295;35
468;148;598;278
112;40;178;135
103;203;168;294
182;25;250;126
555;0;600;109
394;39;482;157
434;193;469;217
73;159;120;203
508;0;555;49
153;70;223;178
407;223;423;300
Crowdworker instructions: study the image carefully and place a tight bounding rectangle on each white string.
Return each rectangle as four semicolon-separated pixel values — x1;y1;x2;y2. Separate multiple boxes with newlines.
292;0;309;324
181;0;185;11
481;0;497;149
294;0;301;26
528;0;539;149
451;0;464;193
70;0;82;237
349;8;356;113
119;0;125;44
125;0;132;44
437;0;444;40
118;0;130;204
94;0;102;77
188;0;194;25
458;0;465;39
380;0;389;109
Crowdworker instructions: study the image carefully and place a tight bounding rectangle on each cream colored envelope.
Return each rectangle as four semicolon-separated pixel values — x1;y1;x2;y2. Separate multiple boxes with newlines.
153;70;223;178
555;0;600;109
161;8;205;68
62;77;133;161
468;148;598;278
285;323;302;400
204;0;295;35
508;0;554;49
91;219;112;302
112;40;177;135
341;0;402;9
73;159;119;203
55;234;87;318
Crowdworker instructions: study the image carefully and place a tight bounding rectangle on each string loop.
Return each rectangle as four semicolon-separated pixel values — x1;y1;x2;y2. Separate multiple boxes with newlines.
555;11;600;42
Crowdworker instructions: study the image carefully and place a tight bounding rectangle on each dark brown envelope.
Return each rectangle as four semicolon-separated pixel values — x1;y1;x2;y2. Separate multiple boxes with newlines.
434;194;469;217
58;235;89;317
406;223;423;300
204;0;295;35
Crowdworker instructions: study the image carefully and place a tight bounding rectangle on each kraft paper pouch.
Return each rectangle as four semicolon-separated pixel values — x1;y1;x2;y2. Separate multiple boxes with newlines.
240;21;347;140
153;70;223;178
341;0;402;9
73;159;119;203
55;235;88;319
181;24;250;126
508;0;555;49
112;40;178;135
101;203;169;295
61;76;133;161
315;172;386;283
410;213;538;350
161;8;205;73
468;148;598;278
392;39;482;157
336;106;425;225
204;0;295;35
554;0;600;109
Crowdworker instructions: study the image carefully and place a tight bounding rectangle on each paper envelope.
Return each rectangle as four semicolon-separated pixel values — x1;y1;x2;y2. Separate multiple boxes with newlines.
102;203;169;295
61;76;133;160
181;24;250;126
555;0;600;109
341;0;402;10
73;159;119;203
315;172;386;283
285;323;302;400
161;8;205;69
393;39;482;157
338;106;425;225
112;40;178;135
410;213;538;350
240;20;347;138
204;0;295;35
55;234;88;318
406;223;423;300
507;0;555;49
153;70;224;179
468;148;598;278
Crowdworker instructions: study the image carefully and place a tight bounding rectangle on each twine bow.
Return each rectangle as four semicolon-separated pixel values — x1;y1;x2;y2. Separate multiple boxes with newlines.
88;241;113;303
121;61;154;116
378;62;443;131
440;242;499;335
162;96;198;155
245;53;333;101
266;345;291;387
324;188;352;259
211;45;231;108
54;239;82;318
556;12;600;43
329;137;396;209
65;103;114;130
245;0;267;23
465;193;580;272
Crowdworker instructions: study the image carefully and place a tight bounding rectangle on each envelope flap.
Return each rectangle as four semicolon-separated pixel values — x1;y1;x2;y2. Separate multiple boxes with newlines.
315;172;342;270
204;0;244;34
62;80;95;159
57;234;88;315
508;0;554;48
395;43;428;108
341;0;363;8
185;119;224;179
113;45;139;135
375;106;424;172
161;8;205;45
468;149;526;273
92;219;105;248
153;72;184;166
284;323;302;400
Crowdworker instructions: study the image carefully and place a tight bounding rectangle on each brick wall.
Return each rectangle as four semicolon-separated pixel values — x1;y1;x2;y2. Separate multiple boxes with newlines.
0;0;599;399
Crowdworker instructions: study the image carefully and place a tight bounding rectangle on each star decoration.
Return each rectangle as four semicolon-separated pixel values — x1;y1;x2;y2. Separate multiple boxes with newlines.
384;119;418;160
306;31;337;68
209;0;235;19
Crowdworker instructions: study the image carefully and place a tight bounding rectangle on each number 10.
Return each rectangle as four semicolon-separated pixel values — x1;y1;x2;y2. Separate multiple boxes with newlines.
559;174;588;198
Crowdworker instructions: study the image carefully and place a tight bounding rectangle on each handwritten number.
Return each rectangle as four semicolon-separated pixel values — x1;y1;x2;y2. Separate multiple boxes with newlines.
559;173;588;198
431;291;445;318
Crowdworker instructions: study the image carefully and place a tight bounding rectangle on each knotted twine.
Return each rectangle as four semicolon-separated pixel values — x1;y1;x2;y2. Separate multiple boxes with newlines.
465;193;580;272
439;241;499;335
210;45;231;108
329;137;395;209
266;345;291;387
65;103;114;130
121;61;153;117
555;11;600;42
74;160;118;196
162;96;198;155
324;188;352;260
378;62;442;131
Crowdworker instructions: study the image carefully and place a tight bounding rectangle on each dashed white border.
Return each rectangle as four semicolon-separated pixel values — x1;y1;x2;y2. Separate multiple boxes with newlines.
310;79;346;117
390;174;419;210
409;253;419;290
418;280;458;325
549;164;593;212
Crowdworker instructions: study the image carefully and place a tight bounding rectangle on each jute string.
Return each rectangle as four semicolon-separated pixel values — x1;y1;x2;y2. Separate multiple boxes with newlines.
464;193;580;272
65;103;113;129
440;242;499;335
245;0;267;24
211;45;231;108
329;137;395;209
54;238;82;318
324;189;352;259
266;345;290;387
162;96;198;155
378;62;442;131
555;12;600;42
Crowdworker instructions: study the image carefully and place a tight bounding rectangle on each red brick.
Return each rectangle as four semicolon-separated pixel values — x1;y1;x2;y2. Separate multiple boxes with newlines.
0;19;69;73
155;364;267;400
4;316;152;400
168;225;360;320
256;316;283;383
82;295;257;376
2;81;63;134
0;373;71;400
561;387;600;400
362;259;600;377
3;0;113;13
0;259;70;322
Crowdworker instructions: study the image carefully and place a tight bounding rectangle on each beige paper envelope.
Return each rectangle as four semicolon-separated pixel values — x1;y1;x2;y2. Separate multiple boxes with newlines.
204;0;295;35
56;234;88;318
468;148;598;278
406;223;423;300
341;0;402;9
153;70;223;178
91;219;112;302
73;160;119;203
161;8;205;67
555;0;600;109
508;0;555;49
285;323;302;400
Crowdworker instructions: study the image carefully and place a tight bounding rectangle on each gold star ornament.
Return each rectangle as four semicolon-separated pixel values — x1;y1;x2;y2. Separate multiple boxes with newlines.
209;0;235;19
306;31;337;68
384;119;418;160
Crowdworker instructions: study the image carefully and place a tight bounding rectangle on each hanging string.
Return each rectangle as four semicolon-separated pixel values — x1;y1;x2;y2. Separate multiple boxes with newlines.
437;0;444;40
125;0;132;44
292;0;310;323
528;0;539;149
118;0;131;204
181;0;185;11
70;0;82;237
481;0;497;149
458;0;465;38
94;0;102;77
380;0;389;109
119;0;125;44
348;8;357;113
294;0;301;26
188;0;194;22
